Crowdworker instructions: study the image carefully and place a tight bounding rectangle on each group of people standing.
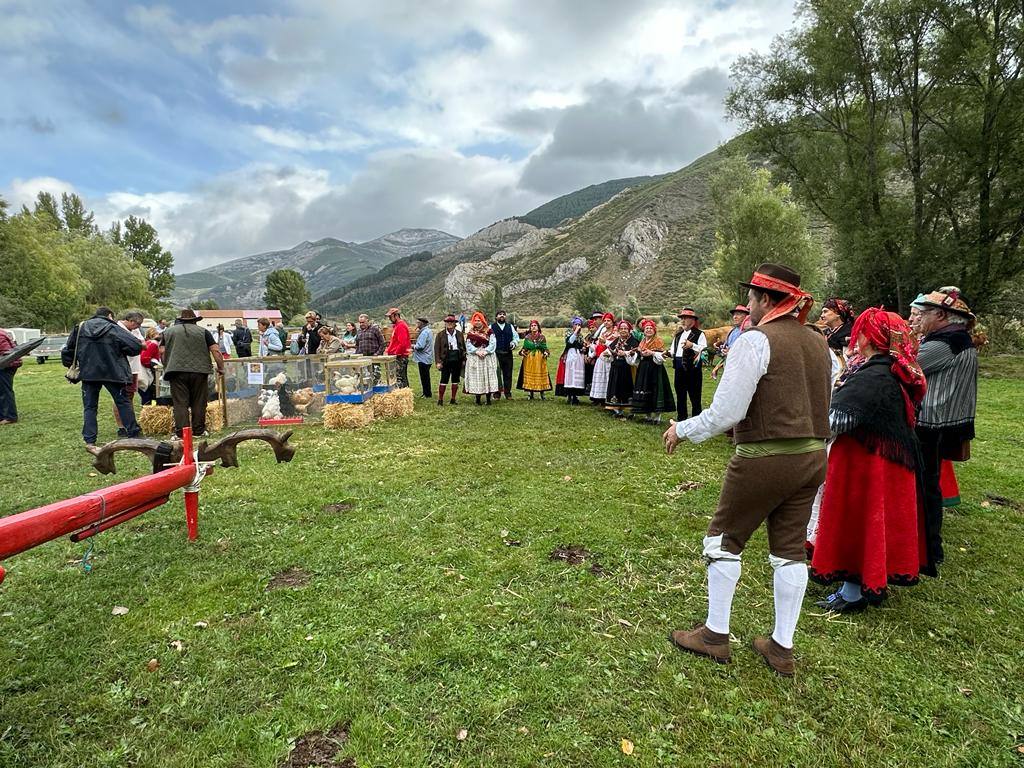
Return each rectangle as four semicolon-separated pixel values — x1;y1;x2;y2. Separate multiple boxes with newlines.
663;262;980;677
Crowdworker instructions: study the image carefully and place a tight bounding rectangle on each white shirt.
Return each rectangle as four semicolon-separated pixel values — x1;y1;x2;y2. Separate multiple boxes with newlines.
675;330;771;443
119;321;145;376
446;330;459;350
670;328;708;359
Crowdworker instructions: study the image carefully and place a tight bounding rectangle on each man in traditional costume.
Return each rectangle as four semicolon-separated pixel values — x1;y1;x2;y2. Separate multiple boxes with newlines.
669;308;707;421
664;263;831;677
432;315;466;406
490;310;520;400
911;287;978;574
811;308;928;611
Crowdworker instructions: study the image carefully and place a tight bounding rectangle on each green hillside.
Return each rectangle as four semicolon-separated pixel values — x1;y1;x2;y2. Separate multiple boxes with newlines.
516;175;662;228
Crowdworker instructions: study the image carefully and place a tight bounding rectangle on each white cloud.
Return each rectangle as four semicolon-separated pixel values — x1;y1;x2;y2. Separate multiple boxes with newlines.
7;176;77;209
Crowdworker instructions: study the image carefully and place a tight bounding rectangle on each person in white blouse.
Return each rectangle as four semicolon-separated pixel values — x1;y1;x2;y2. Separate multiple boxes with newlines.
669;307;707;422
663;263;831;678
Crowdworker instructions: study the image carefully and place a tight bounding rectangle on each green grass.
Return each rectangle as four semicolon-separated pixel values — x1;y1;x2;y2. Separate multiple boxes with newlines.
1;354;1023;767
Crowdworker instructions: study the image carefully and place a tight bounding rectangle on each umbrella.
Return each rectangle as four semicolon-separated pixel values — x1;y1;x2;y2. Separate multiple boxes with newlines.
0;337;46;369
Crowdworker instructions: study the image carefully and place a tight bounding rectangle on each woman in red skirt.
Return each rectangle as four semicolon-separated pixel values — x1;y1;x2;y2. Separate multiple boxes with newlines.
811;308;928;612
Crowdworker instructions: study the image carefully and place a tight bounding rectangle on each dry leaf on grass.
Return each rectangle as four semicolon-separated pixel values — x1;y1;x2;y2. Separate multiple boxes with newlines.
456;728;468;741
620;738;634;755
146;658;159;672
170;640;184;652
194;620;208;628
111;606;129;616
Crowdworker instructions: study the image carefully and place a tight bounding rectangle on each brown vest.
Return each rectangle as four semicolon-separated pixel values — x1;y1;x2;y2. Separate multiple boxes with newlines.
732;316;832;443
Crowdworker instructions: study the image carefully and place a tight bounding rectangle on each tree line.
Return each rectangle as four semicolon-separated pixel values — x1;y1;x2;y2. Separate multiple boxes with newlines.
0;192;175;330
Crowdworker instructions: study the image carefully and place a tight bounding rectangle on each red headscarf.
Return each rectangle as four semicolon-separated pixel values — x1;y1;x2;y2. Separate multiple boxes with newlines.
851;307;926;424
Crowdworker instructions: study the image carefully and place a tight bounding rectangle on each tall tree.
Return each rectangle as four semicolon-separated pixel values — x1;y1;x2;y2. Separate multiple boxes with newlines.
710;157;825;303
61;192;96;235
727;0;1024;312
69;235;152;311
31;191;62;229
572;282;611;316
264;269;310;320
112;216;175;300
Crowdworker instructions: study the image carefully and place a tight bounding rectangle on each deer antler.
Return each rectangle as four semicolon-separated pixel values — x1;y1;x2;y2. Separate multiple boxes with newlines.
86;439;182;475
197;429;296;468
87;429;295;474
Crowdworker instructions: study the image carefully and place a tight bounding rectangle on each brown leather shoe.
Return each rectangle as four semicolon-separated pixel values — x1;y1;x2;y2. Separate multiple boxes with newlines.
752;635;795;677
668;623;731;664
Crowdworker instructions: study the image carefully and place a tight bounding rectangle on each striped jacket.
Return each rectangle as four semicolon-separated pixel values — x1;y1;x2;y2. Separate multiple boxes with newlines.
917;327;978;438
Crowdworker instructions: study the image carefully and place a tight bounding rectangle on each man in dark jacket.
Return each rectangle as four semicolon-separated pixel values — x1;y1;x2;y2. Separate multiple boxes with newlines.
231;319;253;358
63;306;145;446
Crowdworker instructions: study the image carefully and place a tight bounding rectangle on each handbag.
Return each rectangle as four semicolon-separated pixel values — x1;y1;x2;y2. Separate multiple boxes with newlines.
64;324;81;384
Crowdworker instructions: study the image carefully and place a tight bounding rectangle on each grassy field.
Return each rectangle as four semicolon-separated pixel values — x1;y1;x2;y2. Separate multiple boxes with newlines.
1;351;1023;767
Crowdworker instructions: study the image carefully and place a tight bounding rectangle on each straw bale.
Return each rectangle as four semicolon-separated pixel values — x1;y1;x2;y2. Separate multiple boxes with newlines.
139;405;174;436
323;402;375;429
370;387;415;419
205;401;225;432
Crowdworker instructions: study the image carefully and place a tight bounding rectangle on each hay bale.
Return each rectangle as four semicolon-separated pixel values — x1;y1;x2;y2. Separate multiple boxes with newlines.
323;402;375;429
205;401;225;432
225;397;260;426
371;387;414;419
139;405;174;436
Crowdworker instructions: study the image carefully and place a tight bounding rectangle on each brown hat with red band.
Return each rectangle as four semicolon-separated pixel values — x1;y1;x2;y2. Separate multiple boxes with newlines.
739;263;814;326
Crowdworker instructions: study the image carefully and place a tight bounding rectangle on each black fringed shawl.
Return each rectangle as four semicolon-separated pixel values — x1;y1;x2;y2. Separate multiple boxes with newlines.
830;355;920;470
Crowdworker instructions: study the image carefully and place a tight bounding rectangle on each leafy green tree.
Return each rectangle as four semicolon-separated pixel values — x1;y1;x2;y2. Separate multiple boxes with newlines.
479;282;504;319
727;0;1024;311
626;295;642;321
61;192;95;235
69;235;152;312
572;282;611;317
111;216;175;300
264;269;311;320
710;157;824;303
192;299;220;310
31;191;62;228
0;212;88;329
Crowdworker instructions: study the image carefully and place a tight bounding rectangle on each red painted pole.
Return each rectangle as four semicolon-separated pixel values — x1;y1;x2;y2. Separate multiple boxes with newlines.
69;496;170;542
182;427;199;541
0;463;196;562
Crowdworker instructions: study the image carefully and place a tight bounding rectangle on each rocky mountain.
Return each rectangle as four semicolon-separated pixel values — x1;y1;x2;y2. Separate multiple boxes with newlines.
171;228;460;309
341;144;738;320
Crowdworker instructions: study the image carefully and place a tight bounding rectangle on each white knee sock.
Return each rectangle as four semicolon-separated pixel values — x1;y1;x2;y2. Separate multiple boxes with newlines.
771;561;808;649
705;559;741;634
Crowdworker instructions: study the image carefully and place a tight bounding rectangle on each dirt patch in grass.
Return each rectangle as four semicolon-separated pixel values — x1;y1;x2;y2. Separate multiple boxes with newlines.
322;502;355;514
549;544;606;575
279;722;353;767
267;567;310;591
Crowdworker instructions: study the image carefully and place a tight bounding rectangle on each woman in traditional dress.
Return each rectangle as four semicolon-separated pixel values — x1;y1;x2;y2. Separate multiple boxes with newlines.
464;311;499;405
811;308;928;612
627;318;675;422
605;321;639;416
517;320;552;399
555;317;587;404
820;297;855;354
588;312;616;405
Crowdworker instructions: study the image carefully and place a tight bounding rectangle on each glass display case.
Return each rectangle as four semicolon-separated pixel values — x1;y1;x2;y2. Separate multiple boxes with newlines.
221;355;326;426
369;354;399;393
325;357;376;404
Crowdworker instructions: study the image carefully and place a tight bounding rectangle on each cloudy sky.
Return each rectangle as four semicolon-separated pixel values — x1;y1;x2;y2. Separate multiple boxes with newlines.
1;0;797;273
